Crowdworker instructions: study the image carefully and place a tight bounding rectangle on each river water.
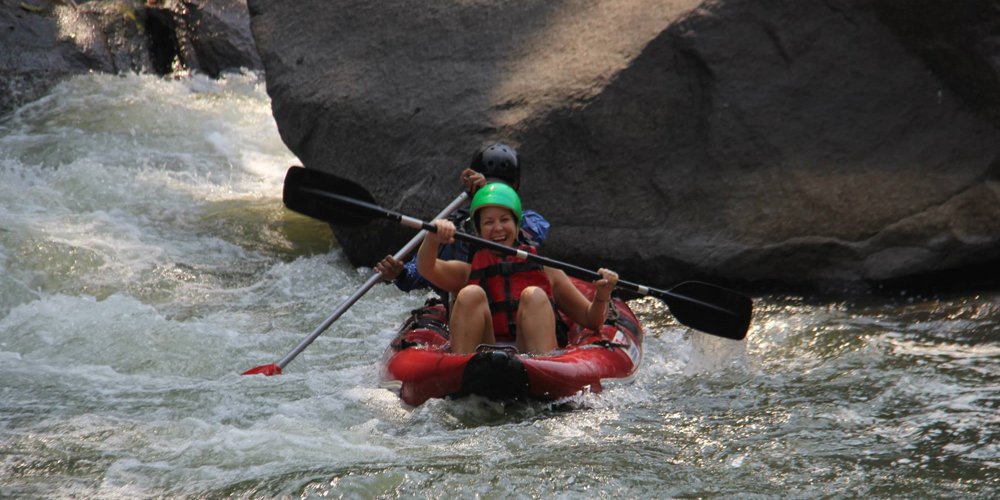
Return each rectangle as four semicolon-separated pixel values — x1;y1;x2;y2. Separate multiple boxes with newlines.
1;72;997;499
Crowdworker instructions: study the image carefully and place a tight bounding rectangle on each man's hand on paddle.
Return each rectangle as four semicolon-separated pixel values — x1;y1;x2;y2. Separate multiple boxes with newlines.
375;255;404;281
461;168;487;193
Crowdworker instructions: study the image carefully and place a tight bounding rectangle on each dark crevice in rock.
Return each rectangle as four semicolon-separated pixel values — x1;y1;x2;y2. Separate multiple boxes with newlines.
676;47;714;112
144;8;180;75
988;153;1000;180
762;22;792;67
821;0;860;28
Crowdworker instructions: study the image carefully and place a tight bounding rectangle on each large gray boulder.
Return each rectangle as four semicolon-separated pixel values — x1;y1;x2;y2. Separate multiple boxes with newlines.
248;0;1000;290
0;0;261;116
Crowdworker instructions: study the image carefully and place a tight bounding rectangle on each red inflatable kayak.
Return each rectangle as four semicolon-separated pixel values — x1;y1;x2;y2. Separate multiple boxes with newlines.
379;278;644;406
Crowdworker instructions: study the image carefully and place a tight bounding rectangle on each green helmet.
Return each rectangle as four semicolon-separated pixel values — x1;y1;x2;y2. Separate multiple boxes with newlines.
471;183;522;232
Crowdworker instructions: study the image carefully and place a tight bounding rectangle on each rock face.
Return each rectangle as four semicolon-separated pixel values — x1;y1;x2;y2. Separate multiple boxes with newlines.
0;0;261;117
251;0;1000;291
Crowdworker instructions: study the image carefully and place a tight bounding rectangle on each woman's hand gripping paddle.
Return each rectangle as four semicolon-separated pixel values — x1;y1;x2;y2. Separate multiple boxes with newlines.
281;166;753;341
241;168;470;376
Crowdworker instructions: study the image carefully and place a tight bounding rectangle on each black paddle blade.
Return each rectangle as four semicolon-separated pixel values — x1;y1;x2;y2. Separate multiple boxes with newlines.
282;166;379;226
660;282;752;341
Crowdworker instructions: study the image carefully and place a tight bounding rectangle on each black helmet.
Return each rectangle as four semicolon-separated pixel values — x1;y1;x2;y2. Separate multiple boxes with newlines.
470;143;519;187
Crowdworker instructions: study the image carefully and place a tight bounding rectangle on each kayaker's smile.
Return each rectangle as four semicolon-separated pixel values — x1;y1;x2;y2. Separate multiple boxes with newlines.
477;206;517;247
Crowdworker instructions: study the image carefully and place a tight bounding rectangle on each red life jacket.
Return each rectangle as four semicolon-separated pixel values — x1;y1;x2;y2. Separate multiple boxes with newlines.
467;245;554;342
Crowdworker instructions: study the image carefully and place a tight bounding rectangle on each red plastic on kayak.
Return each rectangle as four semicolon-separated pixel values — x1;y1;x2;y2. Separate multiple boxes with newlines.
379;278;644;406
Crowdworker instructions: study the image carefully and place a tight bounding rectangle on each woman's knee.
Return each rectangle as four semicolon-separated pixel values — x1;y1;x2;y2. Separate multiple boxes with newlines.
517;287;555;326
455;285;487;305
519;286;549;308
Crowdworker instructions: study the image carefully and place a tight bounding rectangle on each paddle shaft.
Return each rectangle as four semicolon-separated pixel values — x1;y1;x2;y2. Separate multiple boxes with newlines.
420;222;737;317
302;187;738;319
273;191;470;370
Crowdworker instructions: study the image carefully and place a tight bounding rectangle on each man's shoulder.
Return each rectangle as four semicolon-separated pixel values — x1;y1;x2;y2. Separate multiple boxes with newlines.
521;209;549;226
518;209;550;245
522;209;545;219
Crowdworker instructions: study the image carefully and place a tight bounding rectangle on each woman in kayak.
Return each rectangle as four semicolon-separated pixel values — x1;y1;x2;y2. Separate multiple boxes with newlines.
417;183;618;354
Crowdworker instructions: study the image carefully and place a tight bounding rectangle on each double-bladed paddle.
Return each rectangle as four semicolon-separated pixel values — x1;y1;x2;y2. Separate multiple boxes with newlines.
241;176;470;376
282;166;753;341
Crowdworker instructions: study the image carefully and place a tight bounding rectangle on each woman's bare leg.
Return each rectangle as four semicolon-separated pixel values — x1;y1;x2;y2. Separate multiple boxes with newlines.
515;286;557;354
449;285;495;354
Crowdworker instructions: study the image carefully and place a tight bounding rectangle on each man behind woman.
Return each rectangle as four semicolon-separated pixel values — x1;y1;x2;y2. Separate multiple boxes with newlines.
375;144;549;292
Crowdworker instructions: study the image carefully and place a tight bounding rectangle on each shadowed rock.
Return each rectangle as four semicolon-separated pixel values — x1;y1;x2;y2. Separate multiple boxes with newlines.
260;0;1000;289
